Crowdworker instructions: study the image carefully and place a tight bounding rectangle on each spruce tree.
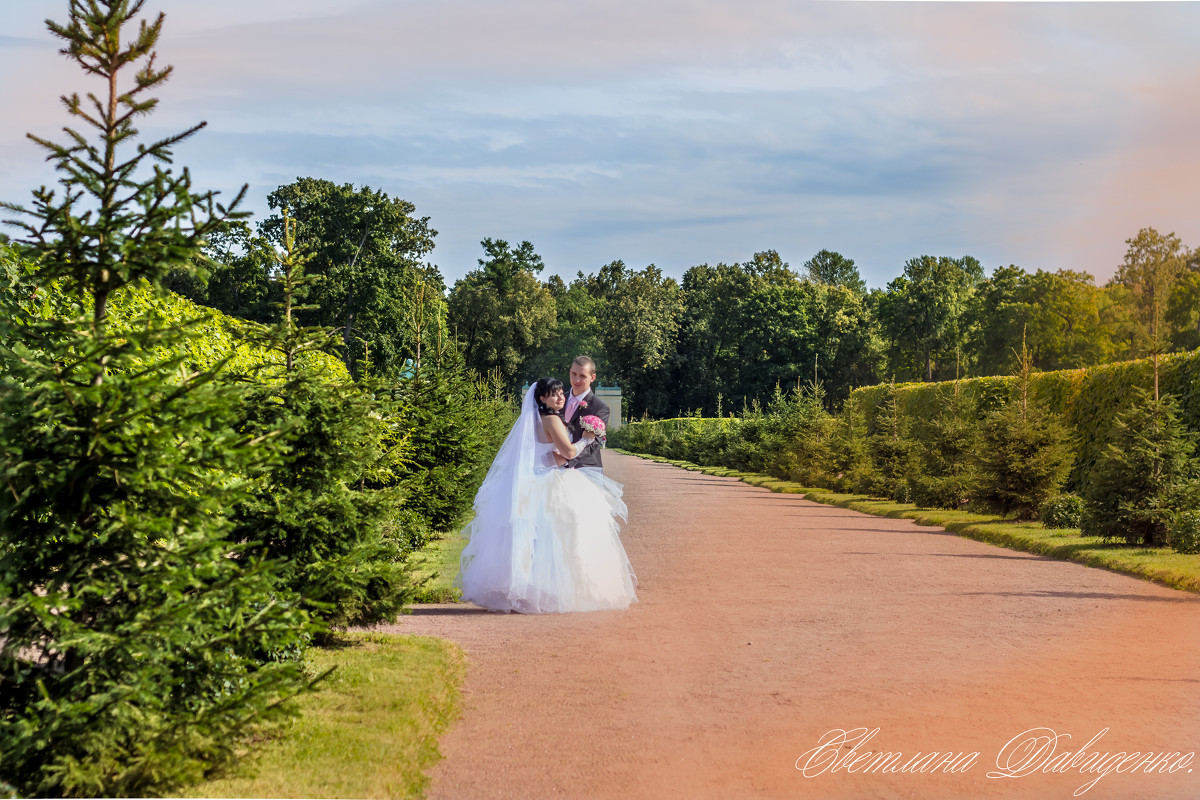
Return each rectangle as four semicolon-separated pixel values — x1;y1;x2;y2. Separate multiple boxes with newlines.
834;395;873;493
1081;388;1198;546
911;381;981;509
231;212;418;630
768;380;837;486
975;335;1074;518
862;379;914;500
0;2;313;794
1082;260;1199;546
391;321;516;532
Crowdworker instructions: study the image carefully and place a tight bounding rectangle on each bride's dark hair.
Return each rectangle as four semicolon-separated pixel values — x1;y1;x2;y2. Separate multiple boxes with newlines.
534;377;565;417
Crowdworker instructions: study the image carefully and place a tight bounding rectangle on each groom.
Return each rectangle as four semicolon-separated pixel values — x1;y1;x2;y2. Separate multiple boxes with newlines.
563;355;610;471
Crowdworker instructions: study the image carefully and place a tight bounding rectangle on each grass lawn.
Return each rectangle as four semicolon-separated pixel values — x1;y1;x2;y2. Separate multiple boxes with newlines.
187;632;464;799
616;449;1200;594
408;529;468;603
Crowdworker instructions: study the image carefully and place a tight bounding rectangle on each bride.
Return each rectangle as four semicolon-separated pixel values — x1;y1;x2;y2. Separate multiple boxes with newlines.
458;377;638;613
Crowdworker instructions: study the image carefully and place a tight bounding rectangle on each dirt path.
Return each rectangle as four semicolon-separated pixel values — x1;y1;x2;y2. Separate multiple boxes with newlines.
385;453;1200;799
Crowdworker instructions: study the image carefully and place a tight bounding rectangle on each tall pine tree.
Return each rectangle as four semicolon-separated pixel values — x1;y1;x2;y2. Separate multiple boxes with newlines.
0;3;313;794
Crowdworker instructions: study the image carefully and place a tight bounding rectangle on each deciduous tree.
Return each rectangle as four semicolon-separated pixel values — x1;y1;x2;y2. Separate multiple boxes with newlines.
589;260;683;416
879;255;982;381
1107;227;1188;357
447;238;556;385
262;178;442;378
803;248;867;295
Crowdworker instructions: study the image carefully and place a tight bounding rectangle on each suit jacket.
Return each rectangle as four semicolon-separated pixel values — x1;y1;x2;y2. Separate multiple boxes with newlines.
564;390;609;470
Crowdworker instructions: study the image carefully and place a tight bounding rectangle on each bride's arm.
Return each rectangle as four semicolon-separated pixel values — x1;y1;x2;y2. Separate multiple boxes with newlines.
543;414;577;460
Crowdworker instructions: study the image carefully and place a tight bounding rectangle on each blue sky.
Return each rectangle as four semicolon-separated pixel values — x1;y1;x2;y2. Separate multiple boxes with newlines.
2;1;1198;289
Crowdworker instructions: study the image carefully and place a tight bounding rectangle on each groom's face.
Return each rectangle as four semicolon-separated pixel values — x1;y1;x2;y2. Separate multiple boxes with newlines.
569;364;595;396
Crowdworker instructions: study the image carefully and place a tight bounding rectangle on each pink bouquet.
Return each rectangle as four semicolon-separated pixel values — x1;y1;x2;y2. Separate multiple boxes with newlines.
579;414;607;447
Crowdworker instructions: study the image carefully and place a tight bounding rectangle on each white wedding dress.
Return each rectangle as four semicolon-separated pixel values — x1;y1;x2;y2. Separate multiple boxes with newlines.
458;387;638;614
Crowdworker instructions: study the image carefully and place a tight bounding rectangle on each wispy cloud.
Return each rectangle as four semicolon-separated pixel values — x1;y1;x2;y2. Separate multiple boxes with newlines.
3;0;1198;287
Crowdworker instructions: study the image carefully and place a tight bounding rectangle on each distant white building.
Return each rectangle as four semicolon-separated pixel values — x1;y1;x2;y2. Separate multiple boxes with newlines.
593;385;623;431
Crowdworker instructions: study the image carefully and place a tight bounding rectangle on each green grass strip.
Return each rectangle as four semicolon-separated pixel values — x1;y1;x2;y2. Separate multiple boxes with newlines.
615;449;1200;594
408;530;468;604
188;632;464;799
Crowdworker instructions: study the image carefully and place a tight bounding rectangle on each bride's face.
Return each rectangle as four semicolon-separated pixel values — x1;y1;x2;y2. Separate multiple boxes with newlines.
540;388;566;411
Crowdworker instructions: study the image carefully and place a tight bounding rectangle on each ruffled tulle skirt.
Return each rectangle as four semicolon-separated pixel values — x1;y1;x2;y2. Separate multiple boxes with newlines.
458;467;638;613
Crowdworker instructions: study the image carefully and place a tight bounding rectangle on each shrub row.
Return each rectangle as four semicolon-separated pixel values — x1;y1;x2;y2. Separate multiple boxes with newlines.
850;350;1200;491
613;351;1200;553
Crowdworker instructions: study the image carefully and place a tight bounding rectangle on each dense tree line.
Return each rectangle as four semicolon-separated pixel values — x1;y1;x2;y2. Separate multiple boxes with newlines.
168;178;1196;422
441;230;1199;419
168;177;445;381
191;217;1199;421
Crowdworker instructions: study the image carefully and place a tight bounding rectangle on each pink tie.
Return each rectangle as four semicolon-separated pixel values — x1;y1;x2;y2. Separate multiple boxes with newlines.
566;394;580;421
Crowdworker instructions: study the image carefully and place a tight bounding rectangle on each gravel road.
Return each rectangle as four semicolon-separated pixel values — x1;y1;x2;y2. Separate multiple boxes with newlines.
387;452;1200;800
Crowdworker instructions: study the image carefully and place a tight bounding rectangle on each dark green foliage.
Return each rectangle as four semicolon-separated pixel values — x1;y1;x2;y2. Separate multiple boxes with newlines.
848;350;1200;495
722;403;772;473
618;349;1200;550
803;249;866;296
967;267;1113;376
877;255;983;382
976;400;1073;518
0;341;313;795
910;387;981;510
613;256;1200;547
830;397;873;493
767;383;839;487
475;237;544;296
232;374;416;629
165;219;278;323
1168;512;1200;555
1082;389;1199;546
1041;494;1085;529
170;206;1200;428
261;178;442;379
589;259;684;417
974;348;1074;518
610;384;839;487
672;252;878;416
230;211;418;630
391;348;517;531
447;239;556;388
0;3;313;793
859;383;914;498
521;274;606;388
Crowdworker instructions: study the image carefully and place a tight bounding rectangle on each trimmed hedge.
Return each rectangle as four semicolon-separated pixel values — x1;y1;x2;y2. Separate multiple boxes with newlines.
617;351;1200;496
847;351;1200;491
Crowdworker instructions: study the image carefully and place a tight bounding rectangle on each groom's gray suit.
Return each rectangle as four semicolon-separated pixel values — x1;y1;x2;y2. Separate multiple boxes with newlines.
564;389;609;471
